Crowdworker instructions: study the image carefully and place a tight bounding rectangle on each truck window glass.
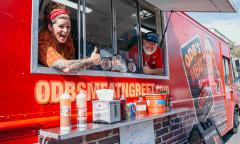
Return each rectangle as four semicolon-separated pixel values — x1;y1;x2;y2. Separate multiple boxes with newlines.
222;57;230;85
85;0;112;63
233;59;240;84
114;0;139;73
139;3;165;75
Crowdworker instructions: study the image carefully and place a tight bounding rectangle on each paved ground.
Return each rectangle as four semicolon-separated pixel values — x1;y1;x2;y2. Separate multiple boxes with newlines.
222;117;240;144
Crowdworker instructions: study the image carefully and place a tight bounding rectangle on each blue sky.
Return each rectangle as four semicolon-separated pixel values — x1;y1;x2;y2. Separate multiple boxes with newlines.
187;0;240;44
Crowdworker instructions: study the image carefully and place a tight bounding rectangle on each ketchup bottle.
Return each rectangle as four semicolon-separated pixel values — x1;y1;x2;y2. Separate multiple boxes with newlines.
120;95;127;121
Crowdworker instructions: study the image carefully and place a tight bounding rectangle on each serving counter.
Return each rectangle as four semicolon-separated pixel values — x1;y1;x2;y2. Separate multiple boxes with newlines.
39;108;196;144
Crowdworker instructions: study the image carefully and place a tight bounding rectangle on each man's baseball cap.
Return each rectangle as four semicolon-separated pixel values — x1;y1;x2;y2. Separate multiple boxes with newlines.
143;32;159;43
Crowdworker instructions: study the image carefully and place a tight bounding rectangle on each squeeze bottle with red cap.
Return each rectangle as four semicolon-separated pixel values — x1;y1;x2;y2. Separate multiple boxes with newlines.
60;91;71;131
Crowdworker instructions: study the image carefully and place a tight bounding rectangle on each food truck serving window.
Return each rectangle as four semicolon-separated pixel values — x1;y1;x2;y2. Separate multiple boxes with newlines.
31;0;169;79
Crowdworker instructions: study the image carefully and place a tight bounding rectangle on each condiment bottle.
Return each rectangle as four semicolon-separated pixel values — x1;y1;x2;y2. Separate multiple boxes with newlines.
60;91;71;131
165;94;169;112
136;96;147;117
168;95;173;112
76;90;87;128
128;102;136;118
120;95;127;120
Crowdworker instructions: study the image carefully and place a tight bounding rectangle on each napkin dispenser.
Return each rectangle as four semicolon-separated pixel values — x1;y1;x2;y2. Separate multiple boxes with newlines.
92;100;121;123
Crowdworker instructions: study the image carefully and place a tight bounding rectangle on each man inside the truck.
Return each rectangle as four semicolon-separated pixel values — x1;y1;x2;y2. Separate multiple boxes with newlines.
129;32;164;75
38;2;101;72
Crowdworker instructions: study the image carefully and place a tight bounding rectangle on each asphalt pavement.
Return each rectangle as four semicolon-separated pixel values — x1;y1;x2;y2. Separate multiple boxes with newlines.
223;117;240;144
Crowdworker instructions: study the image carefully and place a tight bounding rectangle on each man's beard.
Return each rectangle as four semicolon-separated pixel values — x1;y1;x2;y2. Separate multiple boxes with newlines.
143;45;157;55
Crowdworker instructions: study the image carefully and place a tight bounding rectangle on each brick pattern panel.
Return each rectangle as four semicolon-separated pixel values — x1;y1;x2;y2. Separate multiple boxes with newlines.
154;109;197;144
209;100;227;133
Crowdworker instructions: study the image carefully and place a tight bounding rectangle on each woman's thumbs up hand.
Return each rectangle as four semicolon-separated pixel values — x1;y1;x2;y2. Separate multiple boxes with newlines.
90;47;101;65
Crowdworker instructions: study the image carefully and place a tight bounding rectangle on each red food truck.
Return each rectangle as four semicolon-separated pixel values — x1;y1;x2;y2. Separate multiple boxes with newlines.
0;0;239;143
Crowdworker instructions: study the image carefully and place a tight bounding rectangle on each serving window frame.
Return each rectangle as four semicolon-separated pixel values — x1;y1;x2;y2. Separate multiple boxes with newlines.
31;0;170;80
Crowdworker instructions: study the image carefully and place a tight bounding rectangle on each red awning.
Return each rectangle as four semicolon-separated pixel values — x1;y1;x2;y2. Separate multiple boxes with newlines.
145;0;237;12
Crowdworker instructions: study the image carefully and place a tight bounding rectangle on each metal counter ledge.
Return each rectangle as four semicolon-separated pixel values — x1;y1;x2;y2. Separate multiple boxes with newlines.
39;108;189;140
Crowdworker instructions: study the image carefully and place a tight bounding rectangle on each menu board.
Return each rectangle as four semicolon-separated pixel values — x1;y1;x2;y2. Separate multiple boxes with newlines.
120;120;155;144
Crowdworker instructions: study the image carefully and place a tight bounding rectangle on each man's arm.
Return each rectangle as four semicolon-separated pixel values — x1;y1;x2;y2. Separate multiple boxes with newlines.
143;64;163;75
